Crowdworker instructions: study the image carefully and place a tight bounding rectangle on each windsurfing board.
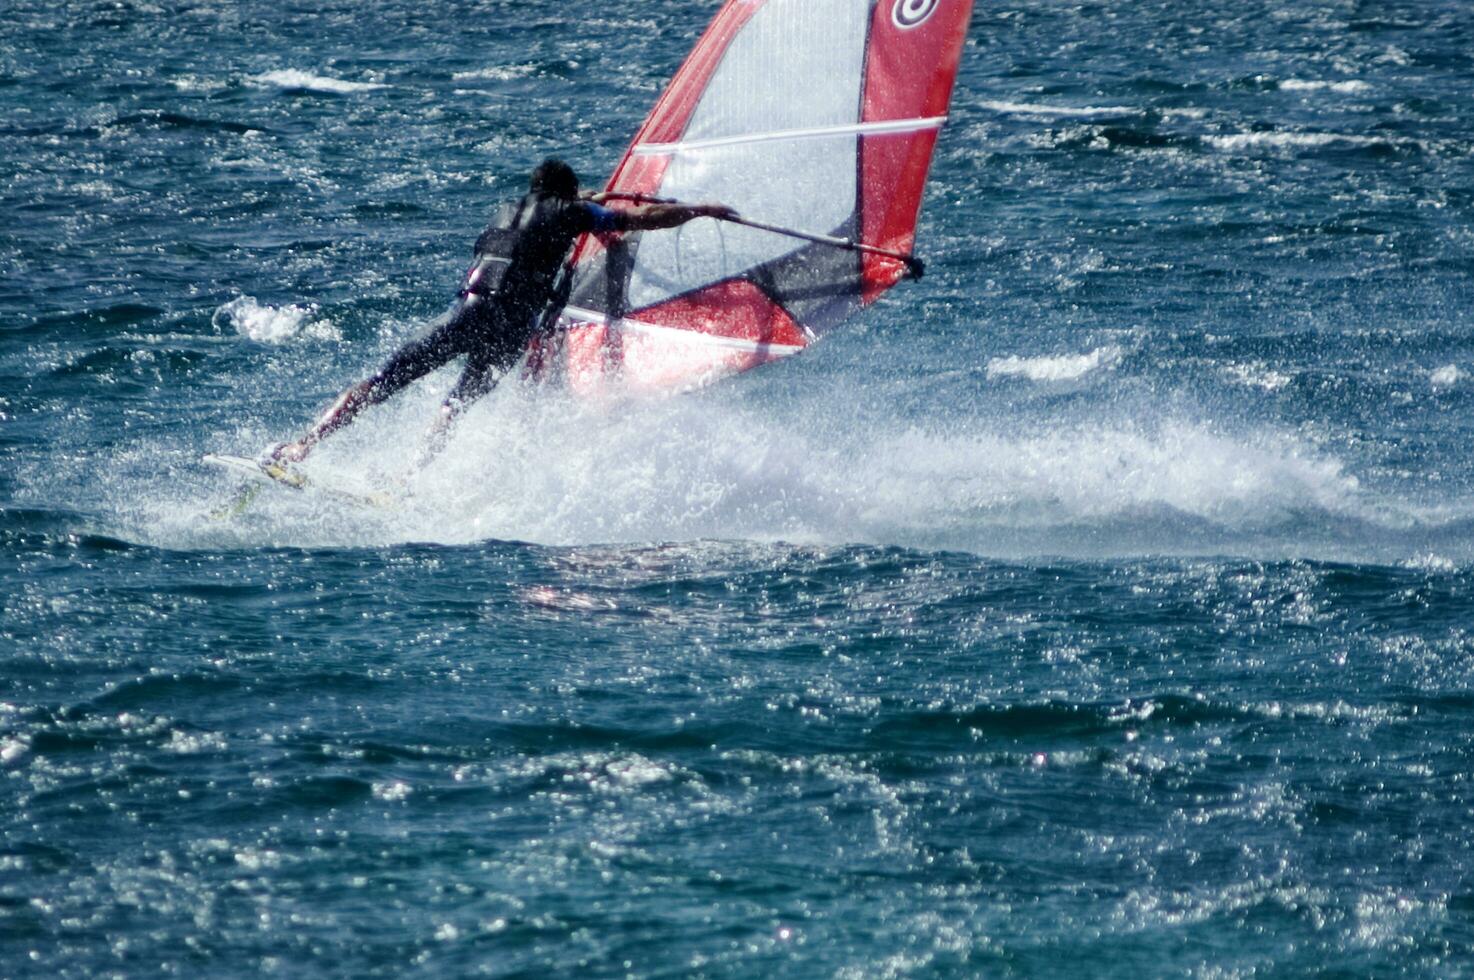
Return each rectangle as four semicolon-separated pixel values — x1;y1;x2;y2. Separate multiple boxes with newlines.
203;453;394;510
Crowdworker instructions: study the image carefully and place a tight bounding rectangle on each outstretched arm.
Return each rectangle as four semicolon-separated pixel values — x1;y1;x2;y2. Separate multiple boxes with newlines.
617;202;737;231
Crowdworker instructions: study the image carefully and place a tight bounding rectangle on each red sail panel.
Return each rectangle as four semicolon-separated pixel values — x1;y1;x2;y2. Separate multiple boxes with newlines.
860;0;975;302
636;281;808;347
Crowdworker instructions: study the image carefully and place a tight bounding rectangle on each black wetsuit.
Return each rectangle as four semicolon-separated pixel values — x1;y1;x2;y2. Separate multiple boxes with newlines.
367;192;622;406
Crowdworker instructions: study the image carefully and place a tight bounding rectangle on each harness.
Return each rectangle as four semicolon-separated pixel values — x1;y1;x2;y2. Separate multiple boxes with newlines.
458;195;536;300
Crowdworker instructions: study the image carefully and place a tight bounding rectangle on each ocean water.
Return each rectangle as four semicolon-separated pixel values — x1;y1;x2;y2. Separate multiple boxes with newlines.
4;0;1474;975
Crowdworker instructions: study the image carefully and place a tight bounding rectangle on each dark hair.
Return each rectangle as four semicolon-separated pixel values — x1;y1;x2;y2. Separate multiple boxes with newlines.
530;158;578;199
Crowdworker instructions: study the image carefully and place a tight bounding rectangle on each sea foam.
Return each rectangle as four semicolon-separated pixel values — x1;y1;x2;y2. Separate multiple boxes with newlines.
452;65;538;82
145;378;1381;559
980;100;1140;118
1280;79;1371;94
1205;131;1390;152
212;296;340;344
1431;364;1464;388
986;345;1123;382
247;70;387;94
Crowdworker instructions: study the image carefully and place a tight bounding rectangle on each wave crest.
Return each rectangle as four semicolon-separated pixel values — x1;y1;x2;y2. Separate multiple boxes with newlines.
247;70;387;94
987;345;1123;383
212;296;339;344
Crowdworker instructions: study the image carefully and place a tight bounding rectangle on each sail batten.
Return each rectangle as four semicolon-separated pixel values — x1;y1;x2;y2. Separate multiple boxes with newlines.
633;116;949;156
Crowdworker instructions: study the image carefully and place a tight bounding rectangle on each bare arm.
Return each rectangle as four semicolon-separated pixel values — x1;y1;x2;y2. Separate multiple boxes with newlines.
617;202;737;231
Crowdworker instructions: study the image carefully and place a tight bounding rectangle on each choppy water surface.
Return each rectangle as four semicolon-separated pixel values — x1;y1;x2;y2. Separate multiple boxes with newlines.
4;0;1474;975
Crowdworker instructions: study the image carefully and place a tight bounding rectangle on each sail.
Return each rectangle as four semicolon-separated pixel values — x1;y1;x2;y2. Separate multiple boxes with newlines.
540;0;975;392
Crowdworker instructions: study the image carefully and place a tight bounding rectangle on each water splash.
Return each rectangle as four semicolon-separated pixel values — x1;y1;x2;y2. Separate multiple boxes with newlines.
212;296;340;344
986;345;1123;383
98;375;1439;561
247;69;388;94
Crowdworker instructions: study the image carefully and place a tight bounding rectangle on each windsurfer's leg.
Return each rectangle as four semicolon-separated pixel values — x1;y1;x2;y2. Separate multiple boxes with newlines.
270;377;383;464
271;303;480;463
414;329;520;468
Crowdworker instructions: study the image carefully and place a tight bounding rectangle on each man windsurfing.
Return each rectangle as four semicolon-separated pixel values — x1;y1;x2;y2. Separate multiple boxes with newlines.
264;158;734;466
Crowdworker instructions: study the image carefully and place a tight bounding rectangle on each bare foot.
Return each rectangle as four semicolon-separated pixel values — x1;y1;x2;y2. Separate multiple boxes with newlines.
262;441;309;465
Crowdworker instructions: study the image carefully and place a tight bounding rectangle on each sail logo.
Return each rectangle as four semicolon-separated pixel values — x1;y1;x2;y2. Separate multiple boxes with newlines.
892;0;938;29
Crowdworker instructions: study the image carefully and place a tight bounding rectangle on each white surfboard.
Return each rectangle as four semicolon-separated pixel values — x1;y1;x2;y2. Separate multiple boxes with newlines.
203;453;394;509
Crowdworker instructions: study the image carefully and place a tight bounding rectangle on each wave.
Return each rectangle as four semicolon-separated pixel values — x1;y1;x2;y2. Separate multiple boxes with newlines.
247;70;387;94
211;296;340;344
980;100;1141;119
110;111;259;135
859;693;1433;749
169;74;229;94
1204;131;1401;153
451;65;539;82
21;302;165;336
1223;362;1293;392
1430;364;1465;388
986;345;1123;383
1279;79;1372;94
98;372;1454;561
1005;119;1420;160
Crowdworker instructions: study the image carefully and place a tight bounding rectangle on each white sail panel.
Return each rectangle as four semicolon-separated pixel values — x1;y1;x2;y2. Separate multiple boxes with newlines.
626;0;870;312
676;0;869;143
626;131;865;312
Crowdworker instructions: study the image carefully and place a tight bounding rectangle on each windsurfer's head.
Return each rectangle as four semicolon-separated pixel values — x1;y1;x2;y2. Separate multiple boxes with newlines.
530;158;579;200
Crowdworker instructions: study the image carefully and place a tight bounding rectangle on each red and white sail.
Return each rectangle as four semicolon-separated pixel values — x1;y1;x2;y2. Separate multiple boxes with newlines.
534;0;975;392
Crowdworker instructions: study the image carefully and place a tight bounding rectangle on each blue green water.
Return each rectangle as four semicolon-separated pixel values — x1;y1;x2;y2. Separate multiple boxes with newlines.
5;0;1474;975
